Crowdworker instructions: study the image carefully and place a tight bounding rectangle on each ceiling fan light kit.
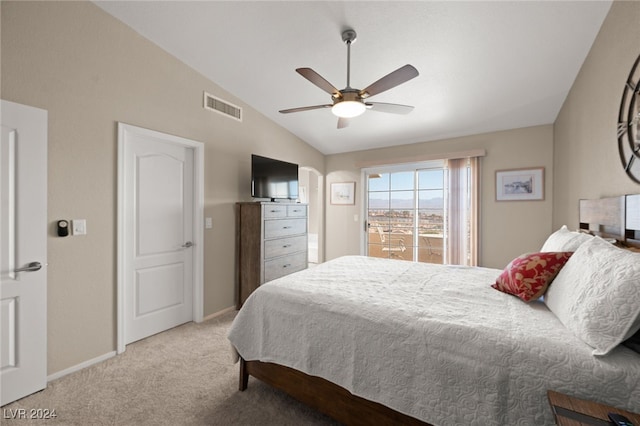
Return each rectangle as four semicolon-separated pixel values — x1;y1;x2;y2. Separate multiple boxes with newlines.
332;101;366;118
332;95;366;118
279;28;419;128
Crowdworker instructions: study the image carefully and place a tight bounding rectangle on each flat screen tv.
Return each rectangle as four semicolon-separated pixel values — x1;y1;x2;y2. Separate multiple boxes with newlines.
251;154;299;201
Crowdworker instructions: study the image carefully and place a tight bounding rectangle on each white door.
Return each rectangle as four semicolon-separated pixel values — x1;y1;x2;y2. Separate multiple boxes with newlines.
120;124;198;345
1;100;48;405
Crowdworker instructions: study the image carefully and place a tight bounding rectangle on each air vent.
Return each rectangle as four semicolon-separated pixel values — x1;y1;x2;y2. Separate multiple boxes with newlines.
203;92;242;122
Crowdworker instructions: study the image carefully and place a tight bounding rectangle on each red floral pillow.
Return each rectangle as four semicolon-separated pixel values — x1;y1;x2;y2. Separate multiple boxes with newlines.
492;252;573;302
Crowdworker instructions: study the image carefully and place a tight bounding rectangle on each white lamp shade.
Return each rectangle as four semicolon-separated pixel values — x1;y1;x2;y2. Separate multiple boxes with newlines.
332;100;366;118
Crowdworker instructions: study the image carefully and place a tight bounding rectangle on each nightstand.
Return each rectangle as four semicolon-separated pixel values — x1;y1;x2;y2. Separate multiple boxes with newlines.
548;390;640;425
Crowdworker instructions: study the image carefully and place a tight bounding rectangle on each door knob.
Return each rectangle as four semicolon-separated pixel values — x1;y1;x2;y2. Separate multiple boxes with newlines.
15;261;42;273
182;241;194;248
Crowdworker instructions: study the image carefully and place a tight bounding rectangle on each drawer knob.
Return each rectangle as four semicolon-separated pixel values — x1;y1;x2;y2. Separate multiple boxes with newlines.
283;244;292;248
283;264;291;268
283;226;292;229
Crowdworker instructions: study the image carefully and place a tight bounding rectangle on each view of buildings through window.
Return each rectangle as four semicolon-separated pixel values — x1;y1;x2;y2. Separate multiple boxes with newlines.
366;165;446;264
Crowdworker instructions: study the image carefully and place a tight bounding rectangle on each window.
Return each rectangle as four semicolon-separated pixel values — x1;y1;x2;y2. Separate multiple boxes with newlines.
365;157;478;266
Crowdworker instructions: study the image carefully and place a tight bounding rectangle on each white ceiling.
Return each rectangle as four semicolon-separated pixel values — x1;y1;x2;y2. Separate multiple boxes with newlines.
94;1;612;155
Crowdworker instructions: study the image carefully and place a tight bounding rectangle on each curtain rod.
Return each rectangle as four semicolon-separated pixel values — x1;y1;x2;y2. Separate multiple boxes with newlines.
355;149;486;169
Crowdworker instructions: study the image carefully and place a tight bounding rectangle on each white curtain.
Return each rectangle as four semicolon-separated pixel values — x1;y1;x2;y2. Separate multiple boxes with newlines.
445;157;479;266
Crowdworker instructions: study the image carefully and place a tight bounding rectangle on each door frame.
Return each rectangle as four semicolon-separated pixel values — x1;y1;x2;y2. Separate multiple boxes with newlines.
299;166;324;264
116;123;204;354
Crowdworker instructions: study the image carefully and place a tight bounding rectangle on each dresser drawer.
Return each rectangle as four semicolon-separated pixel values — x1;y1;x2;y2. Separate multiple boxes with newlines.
287;205;307;217
263;205;288;218
264;218;306;239
264;252;307;282
264;235;307;260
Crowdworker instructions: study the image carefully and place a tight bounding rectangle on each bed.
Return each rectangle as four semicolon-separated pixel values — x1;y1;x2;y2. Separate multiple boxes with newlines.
227;195;640;425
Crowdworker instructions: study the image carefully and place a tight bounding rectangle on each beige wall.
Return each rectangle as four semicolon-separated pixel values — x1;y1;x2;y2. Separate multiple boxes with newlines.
553;0;640;228
1;1;324;374
325;124;555;269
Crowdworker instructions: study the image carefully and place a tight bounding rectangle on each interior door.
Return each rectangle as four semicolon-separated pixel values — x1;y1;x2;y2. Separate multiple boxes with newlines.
121;124;195;345
1;100;48;405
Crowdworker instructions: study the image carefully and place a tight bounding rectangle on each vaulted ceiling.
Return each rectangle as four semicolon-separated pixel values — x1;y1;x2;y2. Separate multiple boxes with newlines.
94;1;611;155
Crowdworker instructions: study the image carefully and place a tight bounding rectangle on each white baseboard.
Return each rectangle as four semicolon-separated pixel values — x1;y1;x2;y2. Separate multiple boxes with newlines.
47;351;117;382
202;305;236;322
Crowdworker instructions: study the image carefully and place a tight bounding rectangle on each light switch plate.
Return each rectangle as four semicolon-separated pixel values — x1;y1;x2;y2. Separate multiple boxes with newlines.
72;219;86;236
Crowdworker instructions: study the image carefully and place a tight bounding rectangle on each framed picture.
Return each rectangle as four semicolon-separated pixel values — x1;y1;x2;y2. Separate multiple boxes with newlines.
495;167;544;201
330;182;355;205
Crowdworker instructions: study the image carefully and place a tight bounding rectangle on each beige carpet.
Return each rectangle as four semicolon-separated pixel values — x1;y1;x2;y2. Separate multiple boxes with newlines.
2;311;339;425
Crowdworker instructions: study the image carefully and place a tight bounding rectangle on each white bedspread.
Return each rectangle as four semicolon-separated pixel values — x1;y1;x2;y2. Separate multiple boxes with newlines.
228;256;640;425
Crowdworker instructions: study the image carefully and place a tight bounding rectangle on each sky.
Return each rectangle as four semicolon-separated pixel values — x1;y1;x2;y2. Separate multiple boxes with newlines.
368;170;444;208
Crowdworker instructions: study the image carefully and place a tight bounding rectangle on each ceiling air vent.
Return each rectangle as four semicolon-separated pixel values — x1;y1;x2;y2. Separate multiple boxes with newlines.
203;91;242;122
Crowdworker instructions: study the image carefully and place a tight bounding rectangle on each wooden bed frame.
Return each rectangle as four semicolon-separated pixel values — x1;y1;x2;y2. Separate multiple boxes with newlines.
237;194;640;425
239;358;429;426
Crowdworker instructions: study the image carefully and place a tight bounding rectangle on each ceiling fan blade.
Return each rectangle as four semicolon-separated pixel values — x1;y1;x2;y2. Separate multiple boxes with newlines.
296;68;341;97
366;102;414;115
337;117;350;129
279;104;332;114
360;64;419;98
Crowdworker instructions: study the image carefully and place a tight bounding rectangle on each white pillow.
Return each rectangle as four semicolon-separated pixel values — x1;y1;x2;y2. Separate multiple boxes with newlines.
540;225;593;252
544;236;640;355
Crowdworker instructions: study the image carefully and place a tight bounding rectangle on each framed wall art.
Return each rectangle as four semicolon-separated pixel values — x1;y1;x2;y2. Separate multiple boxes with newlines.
495;167;544;201
330;182;355;205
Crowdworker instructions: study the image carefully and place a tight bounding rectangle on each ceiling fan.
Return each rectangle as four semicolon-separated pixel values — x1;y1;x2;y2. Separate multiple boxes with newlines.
279;29;419;129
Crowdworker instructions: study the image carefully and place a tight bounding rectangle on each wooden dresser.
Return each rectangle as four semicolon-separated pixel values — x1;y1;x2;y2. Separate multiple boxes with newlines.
236;202;308;308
